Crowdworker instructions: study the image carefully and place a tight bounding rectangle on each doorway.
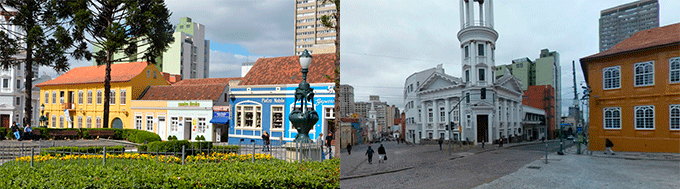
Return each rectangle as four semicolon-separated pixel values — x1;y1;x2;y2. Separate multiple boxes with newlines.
184;118;192;140
476;115;488;143
111;118;123;129
1;114;9;128
158;116;166;140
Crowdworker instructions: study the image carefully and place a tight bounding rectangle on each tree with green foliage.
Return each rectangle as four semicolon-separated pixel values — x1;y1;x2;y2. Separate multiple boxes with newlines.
0;0;74;126
320;0;339;158
58;0;174;128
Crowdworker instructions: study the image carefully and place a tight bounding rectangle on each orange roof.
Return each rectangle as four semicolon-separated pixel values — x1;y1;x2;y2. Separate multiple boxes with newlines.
172;77;242;86
240;53;336;85
139;84;226;101
582;23;680;61
36;62;151;87
580;23;680;82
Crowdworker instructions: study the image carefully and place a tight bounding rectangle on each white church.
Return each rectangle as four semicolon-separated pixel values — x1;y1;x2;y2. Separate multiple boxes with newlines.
403;0;527;144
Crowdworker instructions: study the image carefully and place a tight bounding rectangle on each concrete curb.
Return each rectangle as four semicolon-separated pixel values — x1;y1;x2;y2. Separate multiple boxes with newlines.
588;153;680;162
98;138;139;147
340;166;414;180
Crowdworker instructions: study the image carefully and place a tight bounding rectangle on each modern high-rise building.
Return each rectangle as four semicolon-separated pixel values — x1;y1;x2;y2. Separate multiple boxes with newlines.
93;17;210;79
294;0;337;55
495;49;561;137
338;84;354;118
163;17;210;79
599;0;659;52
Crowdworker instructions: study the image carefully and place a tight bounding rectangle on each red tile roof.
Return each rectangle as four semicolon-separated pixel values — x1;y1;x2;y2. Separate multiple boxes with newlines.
139;84;227;101
36;62;151;87
582;23;680;61
240;53;336;85
172;77;242;86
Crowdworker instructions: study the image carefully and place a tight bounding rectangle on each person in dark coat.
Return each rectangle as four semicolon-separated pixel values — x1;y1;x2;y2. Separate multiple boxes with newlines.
377;144;386;163
346;143;352;155
11;122;20;140
261;131;270;152
605;138;615;155
326;132;333;159
365;146;374;164
438;138;444;150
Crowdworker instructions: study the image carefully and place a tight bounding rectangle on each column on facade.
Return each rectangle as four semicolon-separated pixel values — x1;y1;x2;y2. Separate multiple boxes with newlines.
421;100;427;139
445;98;450;140
514;101;520;134
434;99;439;138
478;1;484;25
468;0;474;26
460;0;465;29
488;0;494;28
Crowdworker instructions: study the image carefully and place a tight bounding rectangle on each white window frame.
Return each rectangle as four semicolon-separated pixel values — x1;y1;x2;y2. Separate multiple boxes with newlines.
120;89;126;105
670;57;680;84
634;61;654;87
110;89;116;105
439;107;445;122
428;108;433;123
146;114;154;131
59;115;64;128
96;116;102;128
602;66;621;90
44;92;49;104
78;90;83;104
51;115;56;128
86;116;92;128
197;117;206;133
271;105;284;130
670;105;680;131
634;105;654;130
77;116;83;128
234;102;262;129
52;91;56;104
603;107;621;129
170;117;179;132
96;90;102;104
87;90;93;104
135;114;143;130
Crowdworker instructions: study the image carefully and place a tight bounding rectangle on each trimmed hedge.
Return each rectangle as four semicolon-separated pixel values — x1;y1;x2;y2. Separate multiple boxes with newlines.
40;146;125;156
123;129;161;144
139;141;240;155
0;159;340;188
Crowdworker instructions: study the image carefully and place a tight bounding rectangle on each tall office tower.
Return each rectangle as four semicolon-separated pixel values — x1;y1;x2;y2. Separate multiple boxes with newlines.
294;0;337;55
338;84;355;118
163;17;210;79
599;0;659;52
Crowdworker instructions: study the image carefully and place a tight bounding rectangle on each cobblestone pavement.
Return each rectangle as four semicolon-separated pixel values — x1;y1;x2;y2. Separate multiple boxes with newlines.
475;146;680;189
340;140;569;189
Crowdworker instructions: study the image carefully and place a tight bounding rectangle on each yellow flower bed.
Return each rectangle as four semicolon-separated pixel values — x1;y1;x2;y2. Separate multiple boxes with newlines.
15;152;273;164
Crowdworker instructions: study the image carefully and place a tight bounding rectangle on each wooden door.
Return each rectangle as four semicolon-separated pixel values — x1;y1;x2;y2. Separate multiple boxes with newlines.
477;115;488;143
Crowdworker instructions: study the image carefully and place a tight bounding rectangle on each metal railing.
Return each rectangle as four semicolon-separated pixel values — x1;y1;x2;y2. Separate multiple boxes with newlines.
0;139;329;168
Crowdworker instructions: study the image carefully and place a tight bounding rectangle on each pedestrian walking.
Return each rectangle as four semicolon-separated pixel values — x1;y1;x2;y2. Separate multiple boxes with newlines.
499;137;503;147
261;131;270;152
11;122;20;141
365;146;374;164
377;144;387;163
23;123;33;141
346;143;352;155
481;139;485;149
605;138;615;155
326;132;333;159
438;138;444;150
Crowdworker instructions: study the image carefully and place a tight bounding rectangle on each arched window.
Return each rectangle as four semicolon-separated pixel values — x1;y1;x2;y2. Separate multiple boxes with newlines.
634;106;654;129
603;107;621;129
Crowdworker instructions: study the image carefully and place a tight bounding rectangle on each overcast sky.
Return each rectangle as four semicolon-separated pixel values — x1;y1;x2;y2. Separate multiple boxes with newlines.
40;0;294;79
341;0;680;116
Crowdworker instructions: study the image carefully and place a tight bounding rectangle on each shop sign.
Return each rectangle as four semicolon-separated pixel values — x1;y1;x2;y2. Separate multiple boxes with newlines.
213;106;230;112
178;102;200;107
262;98;285;103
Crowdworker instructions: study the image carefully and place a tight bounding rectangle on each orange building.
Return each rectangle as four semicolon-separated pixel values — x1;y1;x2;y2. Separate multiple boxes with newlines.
580;23;680;153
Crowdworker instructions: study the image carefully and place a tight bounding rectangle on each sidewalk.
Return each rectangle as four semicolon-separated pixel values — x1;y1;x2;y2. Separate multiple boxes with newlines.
340;140;553;180
475;146;680;189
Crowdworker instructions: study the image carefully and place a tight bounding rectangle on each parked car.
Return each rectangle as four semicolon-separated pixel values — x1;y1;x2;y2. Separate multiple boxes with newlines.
566;135;575;142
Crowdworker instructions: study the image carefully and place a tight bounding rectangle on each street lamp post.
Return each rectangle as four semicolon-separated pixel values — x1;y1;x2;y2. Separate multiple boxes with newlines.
289;49;318;143
39;104;45;128
558;124;564;155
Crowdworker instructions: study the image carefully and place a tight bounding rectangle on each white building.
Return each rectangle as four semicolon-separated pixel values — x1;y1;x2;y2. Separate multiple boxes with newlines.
404;0;525;144
162;17;210;79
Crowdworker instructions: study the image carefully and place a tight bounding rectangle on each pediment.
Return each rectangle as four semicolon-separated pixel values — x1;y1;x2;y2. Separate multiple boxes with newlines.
472;100;494;107
416;72;463;92
496;74;523;93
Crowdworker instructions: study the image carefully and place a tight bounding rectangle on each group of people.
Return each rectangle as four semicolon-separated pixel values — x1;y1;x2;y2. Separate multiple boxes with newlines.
10;122;34;141
318;133;334;159
364;144;387;164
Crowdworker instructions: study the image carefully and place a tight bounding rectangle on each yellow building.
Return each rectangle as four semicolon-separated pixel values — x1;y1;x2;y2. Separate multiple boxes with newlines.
36;62;170;129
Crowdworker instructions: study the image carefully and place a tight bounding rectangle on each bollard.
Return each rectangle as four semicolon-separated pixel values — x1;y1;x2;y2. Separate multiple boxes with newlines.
103;147;107;165
181;145;186;165
31;147;34;167
544;142;548;164
251;140;255;163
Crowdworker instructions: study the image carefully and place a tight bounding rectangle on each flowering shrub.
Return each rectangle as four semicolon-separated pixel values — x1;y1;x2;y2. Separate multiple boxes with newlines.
16;152;273;164
3;157;339;188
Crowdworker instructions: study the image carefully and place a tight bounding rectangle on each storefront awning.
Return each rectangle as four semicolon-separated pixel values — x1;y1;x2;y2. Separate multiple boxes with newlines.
210;117;229;124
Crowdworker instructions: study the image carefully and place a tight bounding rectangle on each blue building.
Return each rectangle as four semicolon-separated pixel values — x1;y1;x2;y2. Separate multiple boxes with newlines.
227;54;336;145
